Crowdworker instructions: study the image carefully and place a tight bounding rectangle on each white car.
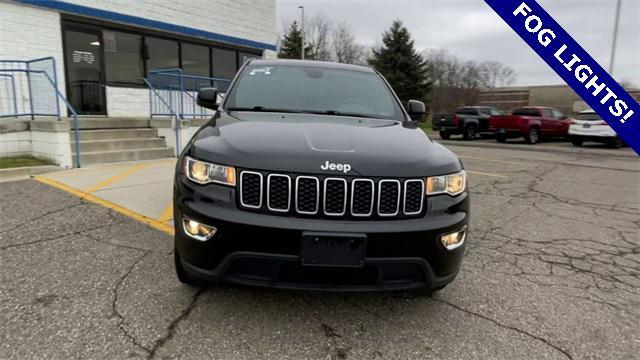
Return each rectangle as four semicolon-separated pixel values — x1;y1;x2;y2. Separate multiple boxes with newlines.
568;110;625;148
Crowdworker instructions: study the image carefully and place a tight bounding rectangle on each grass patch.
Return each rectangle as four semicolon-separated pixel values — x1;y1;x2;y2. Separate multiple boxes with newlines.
0;156;51;169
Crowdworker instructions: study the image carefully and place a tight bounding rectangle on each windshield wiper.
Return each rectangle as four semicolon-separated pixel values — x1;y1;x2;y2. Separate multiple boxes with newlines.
226;107;388;120
307;110;384;119
226;106;304;113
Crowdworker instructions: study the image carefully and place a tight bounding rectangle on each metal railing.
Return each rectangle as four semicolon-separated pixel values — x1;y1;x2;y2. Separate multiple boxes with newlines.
0;57;61;119
0;57;82;167
145;68;231;156
146;68;231;119
143;77;183;156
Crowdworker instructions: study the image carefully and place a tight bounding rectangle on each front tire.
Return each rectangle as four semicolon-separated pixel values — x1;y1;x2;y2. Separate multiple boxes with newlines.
571;137;583;146
462;125;477;141
439;131;451;140
524;128;539;144
496;134;507;143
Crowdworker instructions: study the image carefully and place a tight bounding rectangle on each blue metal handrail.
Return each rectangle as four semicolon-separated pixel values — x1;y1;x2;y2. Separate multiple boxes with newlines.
146;68;231;119
0;74;18;117
0;57;81;167
144;78;181;156
0;57;61;120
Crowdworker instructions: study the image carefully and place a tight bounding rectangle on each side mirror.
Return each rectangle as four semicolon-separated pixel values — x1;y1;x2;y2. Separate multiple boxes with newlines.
197;87;219;110
407;100;426;121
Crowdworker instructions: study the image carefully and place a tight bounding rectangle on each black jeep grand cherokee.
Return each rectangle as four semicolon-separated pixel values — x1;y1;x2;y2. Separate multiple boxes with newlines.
174;59;469;292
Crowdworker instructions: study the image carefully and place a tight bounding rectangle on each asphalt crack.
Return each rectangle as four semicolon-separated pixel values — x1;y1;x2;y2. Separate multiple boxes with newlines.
0;221;119;250
0;202;84;235
147;287;206;360
430;297;574;360
110;250;152;354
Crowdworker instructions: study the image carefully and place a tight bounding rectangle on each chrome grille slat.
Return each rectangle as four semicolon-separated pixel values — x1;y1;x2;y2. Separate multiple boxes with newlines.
351;179;374;216
377;179;401;216
295;176;320;215
267;174;291;212
239;171;263;209
238;171;424;219
323;178;348;216
403;179;425;215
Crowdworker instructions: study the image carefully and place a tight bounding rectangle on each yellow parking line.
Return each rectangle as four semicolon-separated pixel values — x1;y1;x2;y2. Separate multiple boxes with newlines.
467;170;508;178
158;202;174;222
460;155;535;167
35;176;174;235
83;163;146;194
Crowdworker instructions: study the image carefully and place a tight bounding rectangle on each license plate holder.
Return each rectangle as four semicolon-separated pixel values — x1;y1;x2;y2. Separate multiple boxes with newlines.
301;232;367;267
583;124;591;128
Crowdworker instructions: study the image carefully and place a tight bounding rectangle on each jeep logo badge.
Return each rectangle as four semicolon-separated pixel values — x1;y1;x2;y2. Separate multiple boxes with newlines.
321;161;351;173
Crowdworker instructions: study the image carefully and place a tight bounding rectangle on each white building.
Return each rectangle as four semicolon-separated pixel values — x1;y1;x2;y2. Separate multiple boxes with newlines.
0;0;277;117
0;0;276;167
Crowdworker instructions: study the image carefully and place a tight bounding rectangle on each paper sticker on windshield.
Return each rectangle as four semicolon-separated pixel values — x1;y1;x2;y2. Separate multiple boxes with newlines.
249;67;273;76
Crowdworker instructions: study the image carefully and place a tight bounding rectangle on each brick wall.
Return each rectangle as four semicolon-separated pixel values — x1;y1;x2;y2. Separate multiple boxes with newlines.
0;1;65;116
106;87;150;117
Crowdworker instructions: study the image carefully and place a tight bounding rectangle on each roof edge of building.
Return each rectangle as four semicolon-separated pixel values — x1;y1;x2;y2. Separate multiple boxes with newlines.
14;0;277;51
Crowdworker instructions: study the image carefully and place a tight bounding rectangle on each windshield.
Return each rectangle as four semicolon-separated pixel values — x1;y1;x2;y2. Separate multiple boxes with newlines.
512;108;541;117
224;64;405;121
456;107;478;116
575;113;602;121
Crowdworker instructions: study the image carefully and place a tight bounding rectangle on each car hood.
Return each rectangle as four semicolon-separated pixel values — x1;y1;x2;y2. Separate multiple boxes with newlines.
188;111;462;177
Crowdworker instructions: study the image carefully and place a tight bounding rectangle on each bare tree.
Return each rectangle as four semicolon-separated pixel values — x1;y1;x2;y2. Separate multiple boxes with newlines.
306;13;333;61
424;49;517;114
278;12;369;65
480;61;516;88
332;22;365;65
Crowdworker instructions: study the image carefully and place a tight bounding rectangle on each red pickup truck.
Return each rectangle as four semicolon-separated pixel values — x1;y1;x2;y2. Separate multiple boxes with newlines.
488;107;571;144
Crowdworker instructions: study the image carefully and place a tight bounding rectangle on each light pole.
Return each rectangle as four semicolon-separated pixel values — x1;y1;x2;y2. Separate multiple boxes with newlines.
609;0;622;75
299;6;305;60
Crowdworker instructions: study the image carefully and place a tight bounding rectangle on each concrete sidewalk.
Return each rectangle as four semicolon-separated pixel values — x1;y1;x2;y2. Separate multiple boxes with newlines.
36;158;176;233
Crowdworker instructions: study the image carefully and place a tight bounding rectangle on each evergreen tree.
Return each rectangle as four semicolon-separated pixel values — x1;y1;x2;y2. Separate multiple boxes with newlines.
278;21;314;60
369;20;431;106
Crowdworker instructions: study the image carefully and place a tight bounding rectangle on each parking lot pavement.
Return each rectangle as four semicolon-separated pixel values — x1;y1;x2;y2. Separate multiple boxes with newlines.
436;136;637;159
1;145;638;359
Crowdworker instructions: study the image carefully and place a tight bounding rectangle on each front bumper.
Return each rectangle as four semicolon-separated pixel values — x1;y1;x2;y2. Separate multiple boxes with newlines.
491;127;524;137
432;125;462;134
569;125;616;139
174;174;469;291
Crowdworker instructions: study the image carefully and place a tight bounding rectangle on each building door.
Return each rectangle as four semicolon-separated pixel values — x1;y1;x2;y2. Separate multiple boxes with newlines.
63;26;106;115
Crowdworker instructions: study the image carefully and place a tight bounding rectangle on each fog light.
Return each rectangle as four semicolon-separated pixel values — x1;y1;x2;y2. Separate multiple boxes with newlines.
440;227;466;250
182;217;217;241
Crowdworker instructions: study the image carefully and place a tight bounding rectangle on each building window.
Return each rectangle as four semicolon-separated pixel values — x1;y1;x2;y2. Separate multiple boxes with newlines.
104;30;144;84
181;43;210;77
145;37;179;72
238;52;260;68
211;48;237;80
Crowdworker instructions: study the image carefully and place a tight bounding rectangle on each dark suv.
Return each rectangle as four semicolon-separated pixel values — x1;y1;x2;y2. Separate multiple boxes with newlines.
173;59;469;292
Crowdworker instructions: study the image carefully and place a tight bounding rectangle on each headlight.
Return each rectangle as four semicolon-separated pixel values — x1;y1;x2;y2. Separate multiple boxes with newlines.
184;156;236;186
426;170;466;196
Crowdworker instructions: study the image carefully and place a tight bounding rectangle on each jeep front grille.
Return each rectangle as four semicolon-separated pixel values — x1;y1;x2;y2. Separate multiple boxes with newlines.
237;170;425;219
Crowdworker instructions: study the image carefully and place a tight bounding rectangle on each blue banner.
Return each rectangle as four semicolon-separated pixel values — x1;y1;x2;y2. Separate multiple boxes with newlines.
484;0;640;155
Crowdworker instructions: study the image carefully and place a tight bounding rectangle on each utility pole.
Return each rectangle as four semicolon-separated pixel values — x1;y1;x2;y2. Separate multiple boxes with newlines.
609;0;622;75
299;6;305;60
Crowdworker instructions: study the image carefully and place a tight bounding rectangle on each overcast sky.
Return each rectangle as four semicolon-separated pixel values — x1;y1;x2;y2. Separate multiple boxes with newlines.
276;0;639;87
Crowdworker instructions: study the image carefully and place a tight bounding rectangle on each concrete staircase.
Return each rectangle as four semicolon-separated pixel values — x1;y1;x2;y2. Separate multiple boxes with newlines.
71;118;175;166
